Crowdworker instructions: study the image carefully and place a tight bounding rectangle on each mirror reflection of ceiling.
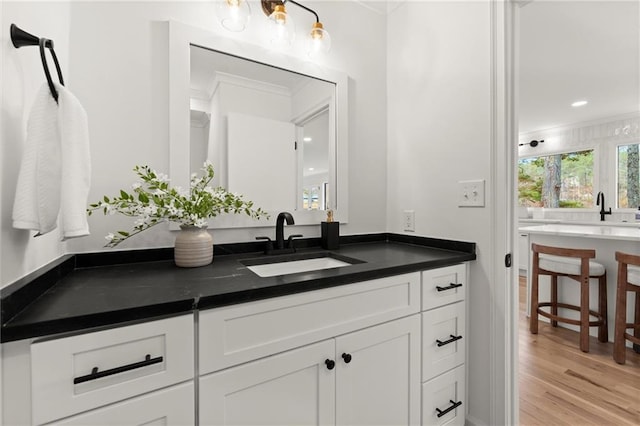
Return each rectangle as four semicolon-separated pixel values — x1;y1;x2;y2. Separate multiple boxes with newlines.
190;45;309;98
519;0;639;134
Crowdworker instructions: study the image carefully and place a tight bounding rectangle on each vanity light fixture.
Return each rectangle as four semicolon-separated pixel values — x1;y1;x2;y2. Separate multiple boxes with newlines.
217;0;251;32
518;139;544;148
265;2;296;48
261;0;331;55
571;100;588;107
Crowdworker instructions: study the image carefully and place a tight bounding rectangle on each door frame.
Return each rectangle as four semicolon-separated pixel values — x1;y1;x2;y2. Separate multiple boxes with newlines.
490;1;520;425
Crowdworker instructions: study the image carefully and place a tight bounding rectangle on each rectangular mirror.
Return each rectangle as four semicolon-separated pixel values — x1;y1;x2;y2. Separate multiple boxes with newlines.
190;45;335;212
169;21;348;228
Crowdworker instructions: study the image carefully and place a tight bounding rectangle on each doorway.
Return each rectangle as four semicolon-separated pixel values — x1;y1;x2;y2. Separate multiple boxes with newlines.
515;1;640;424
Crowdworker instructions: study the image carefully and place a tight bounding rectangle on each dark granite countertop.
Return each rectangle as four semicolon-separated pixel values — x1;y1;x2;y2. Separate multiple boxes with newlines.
1;233;475;343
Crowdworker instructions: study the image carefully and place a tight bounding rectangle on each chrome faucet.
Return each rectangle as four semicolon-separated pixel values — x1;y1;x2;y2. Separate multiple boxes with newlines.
256;211;303;254
596;191;612;221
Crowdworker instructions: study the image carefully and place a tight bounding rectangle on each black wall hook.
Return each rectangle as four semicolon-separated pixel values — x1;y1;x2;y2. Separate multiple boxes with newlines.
10;24;64;103
11;24;53;49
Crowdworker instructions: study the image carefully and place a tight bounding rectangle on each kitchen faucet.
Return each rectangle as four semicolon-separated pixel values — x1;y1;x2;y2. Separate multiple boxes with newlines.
596;191;612;221
256;212;303;254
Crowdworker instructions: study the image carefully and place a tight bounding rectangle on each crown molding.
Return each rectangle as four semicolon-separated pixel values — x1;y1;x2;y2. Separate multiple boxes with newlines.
214;71;292;98
190;110;210;128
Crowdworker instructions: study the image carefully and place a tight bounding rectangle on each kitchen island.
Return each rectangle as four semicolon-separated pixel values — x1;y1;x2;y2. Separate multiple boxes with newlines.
519;223;640;340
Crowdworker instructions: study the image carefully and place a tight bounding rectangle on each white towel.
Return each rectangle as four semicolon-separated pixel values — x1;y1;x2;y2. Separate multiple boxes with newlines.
12;83;91;239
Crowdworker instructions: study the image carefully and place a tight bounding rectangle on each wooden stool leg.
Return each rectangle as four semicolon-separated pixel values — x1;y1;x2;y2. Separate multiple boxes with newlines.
530;257;540;335
551;274;558;327
613;272;628;364
598;274;608;343
634;291;640;353
580;275;590;353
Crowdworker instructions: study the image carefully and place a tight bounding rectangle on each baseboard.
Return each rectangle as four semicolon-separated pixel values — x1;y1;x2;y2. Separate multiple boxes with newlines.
466;414;488;426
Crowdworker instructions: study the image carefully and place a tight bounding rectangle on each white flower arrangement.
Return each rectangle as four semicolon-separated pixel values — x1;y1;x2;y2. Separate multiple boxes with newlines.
88;162;268;247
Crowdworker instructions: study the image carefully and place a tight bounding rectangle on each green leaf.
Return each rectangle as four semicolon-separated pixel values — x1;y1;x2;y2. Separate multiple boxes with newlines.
118;231;130;236
120;190;130;199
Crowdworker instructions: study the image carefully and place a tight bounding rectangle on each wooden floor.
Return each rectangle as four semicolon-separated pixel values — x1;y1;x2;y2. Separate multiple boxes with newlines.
518;276;640;426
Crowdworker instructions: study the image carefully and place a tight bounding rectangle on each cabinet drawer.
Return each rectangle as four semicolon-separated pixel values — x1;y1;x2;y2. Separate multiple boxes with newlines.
422;365;465;426
31;314;194;425
49;382;194;425
422;302;466;381
422;264;466;311
199;272;420;374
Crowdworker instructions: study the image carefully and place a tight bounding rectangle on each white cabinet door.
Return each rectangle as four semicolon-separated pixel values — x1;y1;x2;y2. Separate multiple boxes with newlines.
52;381;194;425
335;315;421;426
199;339;335;426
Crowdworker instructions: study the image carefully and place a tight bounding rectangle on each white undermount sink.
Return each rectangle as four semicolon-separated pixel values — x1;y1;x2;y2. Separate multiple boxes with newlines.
242;253;362;278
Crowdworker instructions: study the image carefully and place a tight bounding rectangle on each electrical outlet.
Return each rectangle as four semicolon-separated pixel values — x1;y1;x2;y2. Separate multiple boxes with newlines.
458;179;485;207
403;210;415;232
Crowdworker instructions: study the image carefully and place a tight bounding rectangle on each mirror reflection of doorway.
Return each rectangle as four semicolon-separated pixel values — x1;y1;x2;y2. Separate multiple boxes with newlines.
298;109;330;210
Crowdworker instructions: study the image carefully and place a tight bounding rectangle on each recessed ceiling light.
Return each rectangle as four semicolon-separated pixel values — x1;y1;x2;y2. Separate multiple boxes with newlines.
308;167;314;171
303;137;312;142
571;100;588;107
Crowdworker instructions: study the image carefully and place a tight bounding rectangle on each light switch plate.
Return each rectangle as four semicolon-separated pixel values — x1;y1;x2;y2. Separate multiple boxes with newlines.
458;179;485;207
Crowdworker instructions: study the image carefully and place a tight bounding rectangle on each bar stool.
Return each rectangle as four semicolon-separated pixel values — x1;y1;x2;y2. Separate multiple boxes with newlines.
613;251;640;364
530;243;607;353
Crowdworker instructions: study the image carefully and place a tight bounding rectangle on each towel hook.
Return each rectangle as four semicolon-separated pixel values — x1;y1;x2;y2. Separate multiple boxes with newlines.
11;24;64;103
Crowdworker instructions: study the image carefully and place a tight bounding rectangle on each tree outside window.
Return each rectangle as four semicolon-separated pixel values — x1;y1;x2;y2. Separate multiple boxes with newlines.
518;150;594;208
618;143;640;208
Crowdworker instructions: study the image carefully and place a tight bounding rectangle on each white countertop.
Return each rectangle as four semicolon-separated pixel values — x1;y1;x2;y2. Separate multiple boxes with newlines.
519;224;640;242
519;218;640;227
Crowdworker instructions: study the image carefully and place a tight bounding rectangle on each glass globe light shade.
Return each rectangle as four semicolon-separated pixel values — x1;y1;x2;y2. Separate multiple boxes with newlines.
305;22;331;57
268;4;295;49
217;0;251;32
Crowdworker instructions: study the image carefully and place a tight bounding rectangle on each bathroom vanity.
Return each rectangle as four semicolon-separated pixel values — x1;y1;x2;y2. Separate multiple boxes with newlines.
1;234;475;425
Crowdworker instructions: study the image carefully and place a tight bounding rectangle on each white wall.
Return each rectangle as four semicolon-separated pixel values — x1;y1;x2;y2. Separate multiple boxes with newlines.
386;2;492;424
0;1;388;287
1;2;71;286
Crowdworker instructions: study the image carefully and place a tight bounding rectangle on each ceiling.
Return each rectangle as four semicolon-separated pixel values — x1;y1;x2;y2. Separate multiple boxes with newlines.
519;0;640;134
193;1;639;136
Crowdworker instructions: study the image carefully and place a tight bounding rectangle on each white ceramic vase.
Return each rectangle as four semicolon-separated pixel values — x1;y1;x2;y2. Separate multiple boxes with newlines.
174;225;213;267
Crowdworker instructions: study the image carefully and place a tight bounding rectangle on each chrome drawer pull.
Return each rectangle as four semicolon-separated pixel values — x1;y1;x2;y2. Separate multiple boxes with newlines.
436;283;463;292
436;334;463;347
73;354;163;385
435;399;462;418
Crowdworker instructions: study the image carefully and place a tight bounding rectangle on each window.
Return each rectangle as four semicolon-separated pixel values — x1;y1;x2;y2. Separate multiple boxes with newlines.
617;143;640;208
518;149;594;208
